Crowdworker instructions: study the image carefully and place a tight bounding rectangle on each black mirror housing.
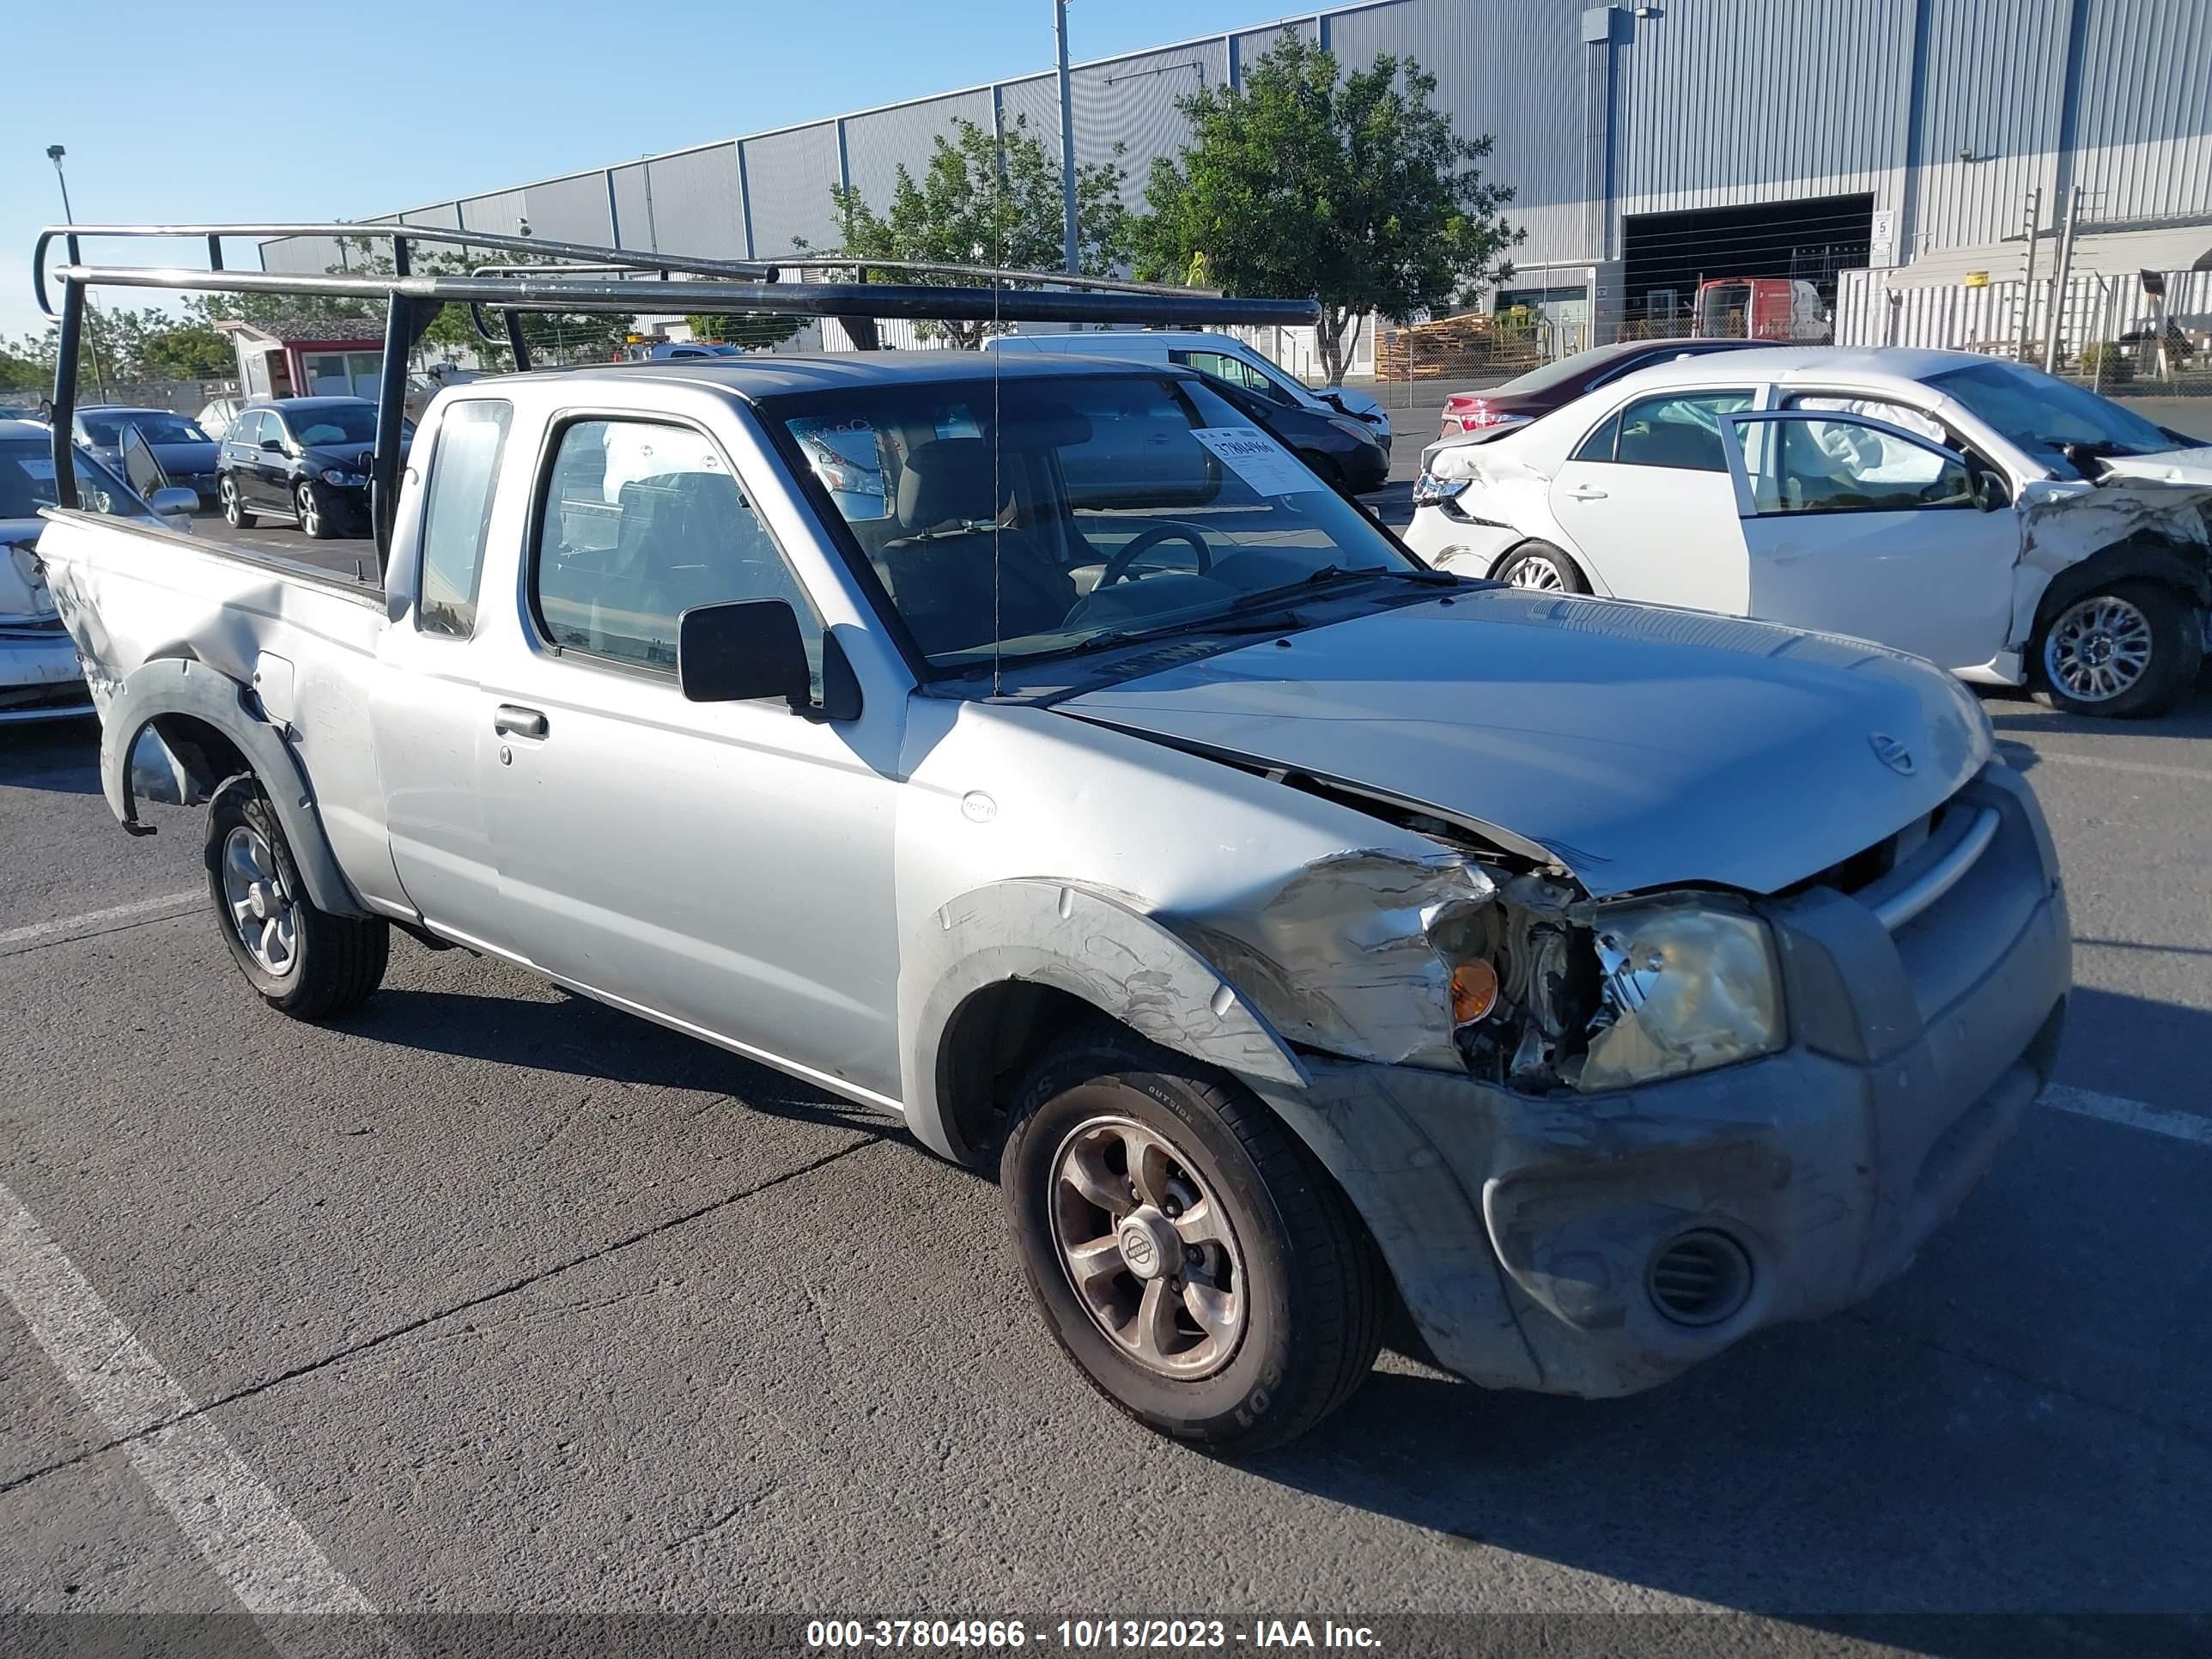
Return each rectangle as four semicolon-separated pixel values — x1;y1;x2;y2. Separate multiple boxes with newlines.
678;599;813;709
1972;469;2010;513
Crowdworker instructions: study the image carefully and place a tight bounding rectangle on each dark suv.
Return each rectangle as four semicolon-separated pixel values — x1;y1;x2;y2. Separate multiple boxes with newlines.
216;398;412;538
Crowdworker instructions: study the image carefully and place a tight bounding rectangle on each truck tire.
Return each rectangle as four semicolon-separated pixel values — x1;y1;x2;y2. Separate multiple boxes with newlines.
296;481;337;540
205;781;388;1018
999;1024;1383;1454
2031;580;2202;719
1492;539;1588;593
219;474;256;529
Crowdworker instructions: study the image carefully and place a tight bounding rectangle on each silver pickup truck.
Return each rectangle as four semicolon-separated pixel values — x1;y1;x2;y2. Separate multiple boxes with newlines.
40;350;2070;1452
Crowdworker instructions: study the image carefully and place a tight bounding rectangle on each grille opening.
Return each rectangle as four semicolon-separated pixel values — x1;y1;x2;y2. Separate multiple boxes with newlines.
1648;1230;1753;1328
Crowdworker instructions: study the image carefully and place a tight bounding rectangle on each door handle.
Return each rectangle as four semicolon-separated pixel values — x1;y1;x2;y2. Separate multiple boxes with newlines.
1566;484;1609;501
494;705;547;739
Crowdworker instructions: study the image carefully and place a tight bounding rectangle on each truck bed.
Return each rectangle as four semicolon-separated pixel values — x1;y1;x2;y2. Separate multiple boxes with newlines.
34;508;397;893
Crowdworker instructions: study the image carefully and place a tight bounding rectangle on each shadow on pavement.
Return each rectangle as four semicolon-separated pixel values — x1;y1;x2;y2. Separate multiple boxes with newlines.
0;720;103;794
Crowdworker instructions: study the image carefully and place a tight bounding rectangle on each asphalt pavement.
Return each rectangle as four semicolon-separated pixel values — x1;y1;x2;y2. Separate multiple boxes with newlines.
2;389;2209;1656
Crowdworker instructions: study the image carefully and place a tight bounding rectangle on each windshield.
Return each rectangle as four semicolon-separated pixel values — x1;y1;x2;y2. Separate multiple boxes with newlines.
1926;362;2177;477
287;405;379;445
0;439;153;520
780;374;1419;672
82;412;209;447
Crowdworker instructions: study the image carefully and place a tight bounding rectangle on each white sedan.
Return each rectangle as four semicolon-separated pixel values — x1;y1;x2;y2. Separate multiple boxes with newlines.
1405;348;2212;718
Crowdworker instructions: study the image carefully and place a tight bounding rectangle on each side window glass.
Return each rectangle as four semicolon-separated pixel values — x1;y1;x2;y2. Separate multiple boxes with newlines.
1613;392;1753;471
533;419;823;690
416;400;512;639
1752;417;1972;514
1572;412;1620;463
231;412;260;447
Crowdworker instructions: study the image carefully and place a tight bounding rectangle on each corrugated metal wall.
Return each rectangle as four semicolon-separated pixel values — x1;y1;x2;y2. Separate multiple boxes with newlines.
743;125;842;256
2072;0;2212;222
843;89;997;216
1907;0;2073;252
258;0;2212;307
1613;0;1917;215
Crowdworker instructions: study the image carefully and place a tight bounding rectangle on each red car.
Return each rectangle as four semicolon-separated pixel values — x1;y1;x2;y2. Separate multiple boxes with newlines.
1437;338;1769;441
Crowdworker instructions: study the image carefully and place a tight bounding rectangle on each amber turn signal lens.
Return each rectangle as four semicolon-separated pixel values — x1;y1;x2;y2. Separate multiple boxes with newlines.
1449;958;1499;1025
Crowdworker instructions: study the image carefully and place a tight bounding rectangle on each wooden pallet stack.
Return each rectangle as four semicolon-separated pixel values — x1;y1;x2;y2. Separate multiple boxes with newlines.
1374;313;1547;380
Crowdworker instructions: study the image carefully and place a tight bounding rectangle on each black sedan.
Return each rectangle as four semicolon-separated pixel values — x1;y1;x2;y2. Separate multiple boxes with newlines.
1191;369;1391;494
216;398;412;539
76;407;222;505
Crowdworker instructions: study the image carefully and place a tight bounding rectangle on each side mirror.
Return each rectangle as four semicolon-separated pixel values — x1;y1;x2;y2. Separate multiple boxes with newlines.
149;486;199;527
678;599;812;709
259;436;286;453
1971;469;2010;513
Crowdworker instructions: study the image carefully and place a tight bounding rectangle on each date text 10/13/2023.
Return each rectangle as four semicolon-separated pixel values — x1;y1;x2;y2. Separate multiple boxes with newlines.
805;1620;1382;1650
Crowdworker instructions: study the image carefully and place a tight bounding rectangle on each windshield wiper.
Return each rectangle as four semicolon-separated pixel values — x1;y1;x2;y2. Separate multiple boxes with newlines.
951;609;1305;677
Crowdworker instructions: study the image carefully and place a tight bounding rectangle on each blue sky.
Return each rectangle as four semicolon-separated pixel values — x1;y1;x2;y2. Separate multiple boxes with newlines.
2;0;1283;347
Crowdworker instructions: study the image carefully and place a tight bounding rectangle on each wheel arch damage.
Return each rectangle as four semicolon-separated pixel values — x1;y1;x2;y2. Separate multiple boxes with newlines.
2012;483;2212;651
97;655;369;918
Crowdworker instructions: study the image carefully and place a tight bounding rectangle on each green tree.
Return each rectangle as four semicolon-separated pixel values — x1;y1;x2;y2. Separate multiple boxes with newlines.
682;312;805;351
820;115;1130;346
138;324;234;380
1132;35;1522;383
0;345;45;392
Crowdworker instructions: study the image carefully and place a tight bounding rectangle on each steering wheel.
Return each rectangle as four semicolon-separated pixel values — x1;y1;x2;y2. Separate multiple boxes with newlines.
1097;524;1212;588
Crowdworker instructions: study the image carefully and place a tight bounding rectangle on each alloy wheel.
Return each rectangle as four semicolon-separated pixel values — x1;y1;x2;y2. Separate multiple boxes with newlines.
220;824;300;978
1505;553;1566;592
296;484;320;538
1048;1115;1248;1379
2045;595;2154;703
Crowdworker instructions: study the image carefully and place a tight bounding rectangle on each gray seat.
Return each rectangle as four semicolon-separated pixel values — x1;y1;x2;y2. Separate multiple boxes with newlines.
872;438;1075;657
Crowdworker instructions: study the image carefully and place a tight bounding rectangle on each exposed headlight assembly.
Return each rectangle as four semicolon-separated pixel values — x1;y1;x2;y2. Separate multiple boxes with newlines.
1576;902;1784;1092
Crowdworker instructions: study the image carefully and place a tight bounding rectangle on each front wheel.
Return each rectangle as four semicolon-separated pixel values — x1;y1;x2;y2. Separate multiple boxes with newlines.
205;781;388;1018
1000;1026;1384;1454
219;474;255;529
296;480;337;539
2032;581;2202;719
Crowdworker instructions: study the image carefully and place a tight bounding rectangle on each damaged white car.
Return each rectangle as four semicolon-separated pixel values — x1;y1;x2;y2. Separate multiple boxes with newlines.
1407;349;2212;718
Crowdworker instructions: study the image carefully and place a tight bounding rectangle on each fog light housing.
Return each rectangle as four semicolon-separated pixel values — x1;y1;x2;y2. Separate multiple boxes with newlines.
1647;1230;1753;1327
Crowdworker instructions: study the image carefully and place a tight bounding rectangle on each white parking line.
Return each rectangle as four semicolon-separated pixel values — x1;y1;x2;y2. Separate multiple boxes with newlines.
0;890;201;954
0;1180;396;1650
2042;1084;2212;1150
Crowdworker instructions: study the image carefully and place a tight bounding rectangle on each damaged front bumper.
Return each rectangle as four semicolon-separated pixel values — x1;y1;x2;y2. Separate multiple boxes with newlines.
1251;763;2069;1399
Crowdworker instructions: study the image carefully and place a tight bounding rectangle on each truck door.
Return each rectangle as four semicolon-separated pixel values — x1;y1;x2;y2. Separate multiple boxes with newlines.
476;414;902;1099
370;398;520;953
1723;410;2021;672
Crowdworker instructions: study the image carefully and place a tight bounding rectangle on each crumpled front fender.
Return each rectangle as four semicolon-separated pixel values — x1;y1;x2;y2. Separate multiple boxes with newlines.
901;878;1310;1164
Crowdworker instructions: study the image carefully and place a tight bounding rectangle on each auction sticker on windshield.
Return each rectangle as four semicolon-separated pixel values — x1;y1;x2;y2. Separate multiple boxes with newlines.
1192;426;1321;495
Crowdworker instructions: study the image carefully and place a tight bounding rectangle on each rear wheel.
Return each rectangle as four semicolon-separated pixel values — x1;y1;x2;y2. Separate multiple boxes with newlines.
219;474;254;529
1492;539;1588;593
2032;580;2201;719
296;480;337;539
1000;1025;1384;1454
205;781;387;1018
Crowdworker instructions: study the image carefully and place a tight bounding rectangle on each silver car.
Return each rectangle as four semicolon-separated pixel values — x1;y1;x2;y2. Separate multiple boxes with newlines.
39;354;2069;1451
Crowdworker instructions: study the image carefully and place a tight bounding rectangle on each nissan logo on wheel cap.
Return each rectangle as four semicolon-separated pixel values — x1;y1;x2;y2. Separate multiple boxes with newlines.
1869;732;1916;776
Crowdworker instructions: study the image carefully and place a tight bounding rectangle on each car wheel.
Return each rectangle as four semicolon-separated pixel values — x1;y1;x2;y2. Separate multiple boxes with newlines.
219;474;255;529
1492;540;1588;593
296;481;337;539
1000;1024;1384;1454
206;780;388;1018
2032;580;2202;719
1303;452;1347;490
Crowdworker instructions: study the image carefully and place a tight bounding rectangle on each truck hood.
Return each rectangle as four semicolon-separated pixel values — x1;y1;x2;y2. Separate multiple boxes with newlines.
1060;589;1991;898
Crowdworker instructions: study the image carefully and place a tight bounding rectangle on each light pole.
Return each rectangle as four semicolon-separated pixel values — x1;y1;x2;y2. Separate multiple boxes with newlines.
1054;1;1079;274
46;144;108;398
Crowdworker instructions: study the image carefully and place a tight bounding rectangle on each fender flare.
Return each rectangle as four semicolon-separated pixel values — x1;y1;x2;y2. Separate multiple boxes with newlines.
99;656;370;919
899;878;1310;1164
